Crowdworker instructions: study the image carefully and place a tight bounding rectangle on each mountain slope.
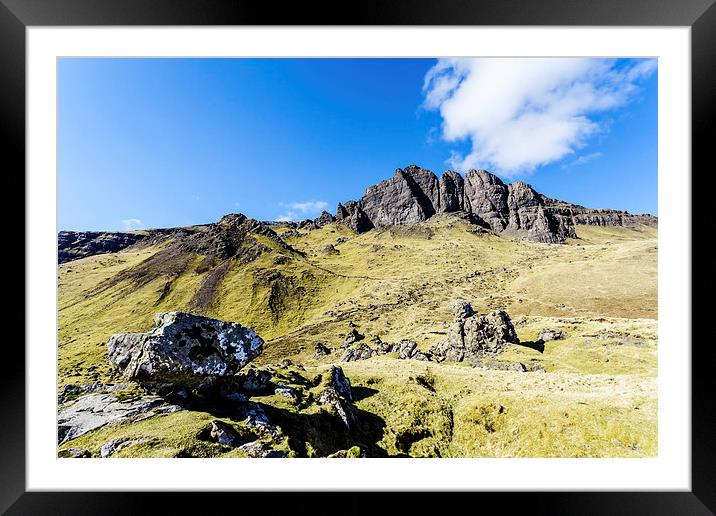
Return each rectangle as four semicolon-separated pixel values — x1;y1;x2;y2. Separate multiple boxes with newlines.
57;215;657;458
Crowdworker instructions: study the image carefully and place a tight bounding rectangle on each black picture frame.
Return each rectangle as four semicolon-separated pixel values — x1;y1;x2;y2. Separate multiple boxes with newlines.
3;0;710;513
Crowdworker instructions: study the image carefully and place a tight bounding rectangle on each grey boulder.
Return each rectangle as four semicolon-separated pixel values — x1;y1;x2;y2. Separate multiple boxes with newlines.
430;301;519;362
107;312;264;385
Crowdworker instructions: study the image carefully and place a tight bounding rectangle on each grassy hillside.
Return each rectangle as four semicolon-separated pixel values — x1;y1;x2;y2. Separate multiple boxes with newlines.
57;215;658;457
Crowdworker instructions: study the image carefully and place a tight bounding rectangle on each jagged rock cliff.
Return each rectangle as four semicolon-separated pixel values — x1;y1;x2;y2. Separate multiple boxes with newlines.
58;165;657;265
335;165;657;243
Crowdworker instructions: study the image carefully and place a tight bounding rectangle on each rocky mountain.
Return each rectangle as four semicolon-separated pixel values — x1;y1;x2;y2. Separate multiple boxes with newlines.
58;214;298;266
334;165;657;243
58;231;148;263
58;165;657;266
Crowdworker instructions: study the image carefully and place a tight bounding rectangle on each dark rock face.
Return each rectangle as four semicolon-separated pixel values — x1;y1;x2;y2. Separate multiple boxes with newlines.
463;169;510;231
335;200;374;233
335;165;657;243
359;166;438;226
439;170;465;213
502;182;575;243
58;231;147;263
297;219;318;231
107;312;264;385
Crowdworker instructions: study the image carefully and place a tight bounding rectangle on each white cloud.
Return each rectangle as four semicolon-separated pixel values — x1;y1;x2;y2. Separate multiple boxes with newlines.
562;151;603;169
423;58;656;177
120;218;143;230
276;200;329;222
282;200;329;213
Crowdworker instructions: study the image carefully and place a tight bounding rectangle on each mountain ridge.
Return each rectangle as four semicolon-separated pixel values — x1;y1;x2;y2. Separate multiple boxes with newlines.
334;165;657;244
58;165;657;263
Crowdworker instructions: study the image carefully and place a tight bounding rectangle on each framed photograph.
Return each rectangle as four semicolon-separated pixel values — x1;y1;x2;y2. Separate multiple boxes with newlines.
5;0;711;512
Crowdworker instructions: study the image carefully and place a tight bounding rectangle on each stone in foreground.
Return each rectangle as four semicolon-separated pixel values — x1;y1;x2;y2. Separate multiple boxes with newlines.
107;312;264;384
57;392;166;444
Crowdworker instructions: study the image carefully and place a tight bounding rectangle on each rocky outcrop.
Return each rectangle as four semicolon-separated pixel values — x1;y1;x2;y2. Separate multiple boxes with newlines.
329;366;353;401
58;226;200;264
341;342;374;362
463;169;510;231
107;312;264;385
178;213;289;260
318;388;356;430
100;437;150;458
335;200;374;233
343;328;364;347
335;165;656;243
58;448;92;458
314;211;336;226
545;200;658;228
359;165;438;226
236;441;287;458
58;231;147;263
341;339;429;362
429;301;519;362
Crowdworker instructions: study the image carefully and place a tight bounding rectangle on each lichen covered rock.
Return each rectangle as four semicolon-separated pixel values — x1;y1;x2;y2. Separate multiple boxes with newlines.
107;312;264;385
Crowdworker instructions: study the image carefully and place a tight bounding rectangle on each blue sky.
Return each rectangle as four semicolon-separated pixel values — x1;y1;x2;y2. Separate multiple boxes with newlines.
58;58;657;231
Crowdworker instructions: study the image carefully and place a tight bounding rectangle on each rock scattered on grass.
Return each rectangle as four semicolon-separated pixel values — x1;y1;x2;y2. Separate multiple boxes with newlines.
58;448;92;458
430;302;519;362
537;329;566;342
100;437;150;458
208;420;244;448
314;342;331;357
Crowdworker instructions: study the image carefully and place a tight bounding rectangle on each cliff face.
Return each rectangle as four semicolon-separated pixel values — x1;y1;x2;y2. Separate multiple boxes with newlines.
335;165;657;243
